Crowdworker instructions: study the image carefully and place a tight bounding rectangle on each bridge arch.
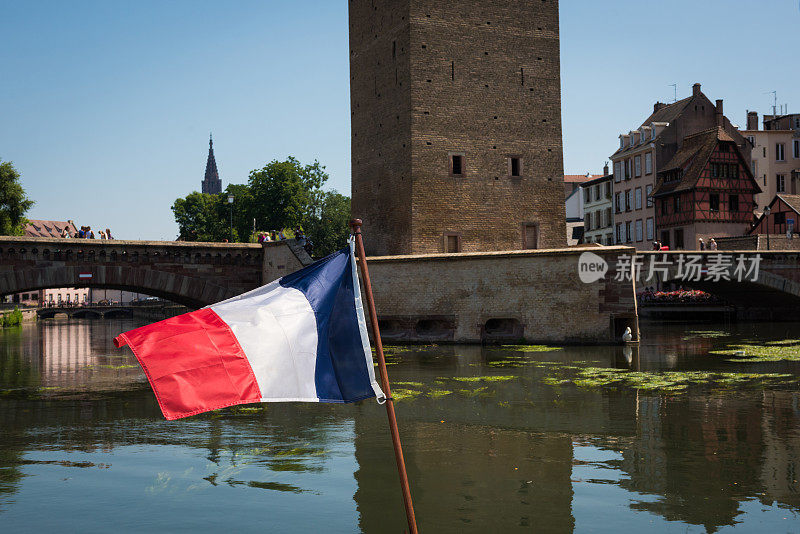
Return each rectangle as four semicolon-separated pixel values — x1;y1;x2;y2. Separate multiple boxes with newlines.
0;264;237;309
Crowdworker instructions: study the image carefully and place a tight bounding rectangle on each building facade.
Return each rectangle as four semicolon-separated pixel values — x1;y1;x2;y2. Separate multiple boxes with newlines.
201;135;222;195
582;174;613;245
742;111;800;210
610;83;750;250
652;128;760;249
349;0;566;255
749;194;800;237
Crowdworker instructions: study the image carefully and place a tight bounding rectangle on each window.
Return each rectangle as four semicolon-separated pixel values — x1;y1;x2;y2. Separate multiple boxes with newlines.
661;199;668;215
615;192;622;213
585;218;591;231
625;190;632;211
620;137;625;149
776;143;785;161
510;157;521;177
795;118;800;128
730;194;739;212
66;294;70;303
763;147;767;158
444;233;461;252
605;207;612;228
645;152;653;175
775;212;786;225
747;135;754;146
777;174;786;192
646;185;653;207
615;223;622;244
74;293;78;302
794;140;800;159
594;211;600;229
594;185;601;202
625;221;632;243
625;159;631;180
675;229;684;250
673;195;680;213
634;156;642;177
629;136;634;148
709;193;720;211
635;187;642;210
646;218;654;241
604;182;611;199
614;162;622;183
730;164;739;178
635;219;643;242
450;154;464;175
584;187;591;203
57;294;62;303
711;163;719;178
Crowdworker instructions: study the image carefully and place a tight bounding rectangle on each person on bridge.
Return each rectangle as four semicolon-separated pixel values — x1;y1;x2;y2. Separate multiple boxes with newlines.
106;228;114;240
709;238;718;250
698;238;706;250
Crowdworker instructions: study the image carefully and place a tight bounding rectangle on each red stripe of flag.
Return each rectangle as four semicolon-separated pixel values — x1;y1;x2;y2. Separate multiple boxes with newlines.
114;308;262;420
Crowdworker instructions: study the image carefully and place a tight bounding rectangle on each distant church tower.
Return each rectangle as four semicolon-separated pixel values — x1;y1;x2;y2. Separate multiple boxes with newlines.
201;134;222;194
349;0;567;256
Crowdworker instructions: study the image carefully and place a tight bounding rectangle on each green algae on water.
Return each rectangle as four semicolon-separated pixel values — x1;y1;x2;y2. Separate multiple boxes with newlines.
492;345;564;353
709;340;800;362
543;366;798;393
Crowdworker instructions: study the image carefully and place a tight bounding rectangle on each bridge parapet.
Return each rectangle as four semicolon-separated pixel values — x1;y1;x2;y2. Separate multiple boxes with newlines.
0;237;310;308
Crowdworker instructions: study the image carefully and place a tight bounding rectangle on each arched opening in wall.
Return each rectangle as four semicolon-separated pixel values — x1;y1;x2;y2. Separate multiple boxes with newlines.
414;317;455;340
378;318;406;341
611;314;638;343
482;318;523;342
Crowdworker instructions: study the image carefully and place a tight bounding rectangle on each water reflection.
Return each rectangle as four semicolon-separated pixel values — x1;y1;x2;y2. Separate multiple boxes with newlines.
1;320;800;532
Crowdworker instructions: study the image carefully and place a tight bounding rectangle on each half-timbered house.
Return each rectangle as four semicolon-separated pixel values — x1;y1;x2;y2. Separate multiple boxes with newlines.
652;127;761;249
749;194;800;237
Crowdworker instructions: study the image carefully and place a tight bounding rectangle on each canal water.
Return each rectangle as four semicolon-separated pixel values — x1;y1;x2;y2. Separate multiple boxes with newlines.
2;318;800;533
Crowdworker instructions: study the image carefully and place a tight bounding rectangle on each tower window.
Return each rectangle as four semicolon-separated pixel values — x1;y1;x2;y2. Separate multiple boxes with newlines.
444;232;462;253
450;154;464;176
509;157;522;177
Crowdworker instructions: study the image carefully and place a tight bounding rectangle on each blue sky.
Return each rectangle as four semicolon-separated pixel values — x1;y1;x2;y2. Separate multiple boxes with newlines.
2;0;798;240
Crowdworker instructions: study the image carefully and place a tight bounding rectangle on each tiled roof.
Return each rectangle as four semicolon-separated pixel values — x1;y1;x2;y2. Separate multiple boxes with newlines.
638;97;693;129
652;127;750;197
583;174;613;187
25;219;77;238
611;96;696;157
778;194;800;214
564;174;603;183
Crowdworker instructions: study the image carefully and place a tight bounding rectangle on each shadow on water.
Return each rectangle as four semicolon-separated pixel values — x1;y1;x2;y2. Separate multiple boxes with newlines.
1;318;800;532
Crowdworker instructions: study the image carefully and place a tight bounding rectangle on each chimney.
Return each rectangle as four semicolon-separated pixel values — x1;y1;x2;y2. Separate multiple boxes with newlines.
693;83;701;97
653;102;665;113
715;99;724;127
746;110;759;131
603;162;609;176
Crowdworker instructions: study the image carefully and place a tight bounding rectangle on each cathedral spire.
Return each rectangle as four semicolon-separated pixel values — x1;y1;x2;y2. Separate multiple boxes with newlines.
202;133;222;194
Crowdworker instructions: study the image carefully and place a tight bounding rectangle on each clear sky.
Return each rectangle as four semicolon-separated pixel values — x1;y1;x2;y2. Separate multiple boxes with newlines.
2;0;798;240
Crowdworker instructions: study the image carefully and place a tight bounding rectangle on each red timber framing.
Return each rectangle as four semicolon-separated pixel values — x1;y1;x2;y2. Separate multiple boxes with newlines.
655;141;759;230
749;195;800;236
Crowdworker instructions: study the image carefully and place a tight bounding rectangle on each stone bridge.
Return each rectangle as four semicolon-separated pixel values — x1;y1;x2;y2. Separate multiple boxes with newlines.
37;305;134;319
636;250;800;316
0;237;310;308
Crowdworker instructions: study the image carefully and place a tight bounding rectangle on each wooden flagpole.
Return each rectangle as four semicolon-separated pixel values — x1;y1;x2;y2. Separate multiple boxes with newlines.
350;219;418;534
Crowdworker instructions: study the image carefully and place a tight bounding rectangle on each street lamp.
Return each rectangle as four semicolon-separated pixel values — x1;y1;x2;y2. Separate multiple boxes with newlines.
763;205;771;251
228;194;234;242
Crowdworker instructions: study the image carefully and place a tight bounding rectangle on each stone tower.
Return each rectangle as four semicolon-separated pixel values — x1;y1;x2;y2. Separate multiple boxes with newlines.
349;0;566;256
202;134;222;194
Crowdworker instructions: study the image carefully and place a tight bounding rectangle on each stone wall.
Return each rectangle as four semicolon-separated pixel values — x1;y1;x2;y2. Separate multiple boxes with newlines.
715;235;800;251
365;246;638;344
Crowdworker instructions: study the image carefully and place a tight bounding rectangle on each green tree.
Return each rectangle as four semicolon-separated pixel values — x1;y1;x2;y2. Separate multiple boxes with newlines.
0;160;34;236
222;183;255;242
306;190;351;257
247;157;327;232
172;192;229;242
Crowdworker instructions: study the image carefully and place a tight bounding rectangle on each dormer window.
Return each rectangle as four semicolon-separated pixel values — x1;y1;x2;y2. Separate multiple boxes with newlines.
629;135;634;148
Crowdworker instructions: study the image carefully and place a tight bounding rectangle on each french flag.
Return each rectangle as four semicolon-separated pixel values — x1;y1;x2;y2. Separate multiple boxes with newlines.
114;239;384;420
